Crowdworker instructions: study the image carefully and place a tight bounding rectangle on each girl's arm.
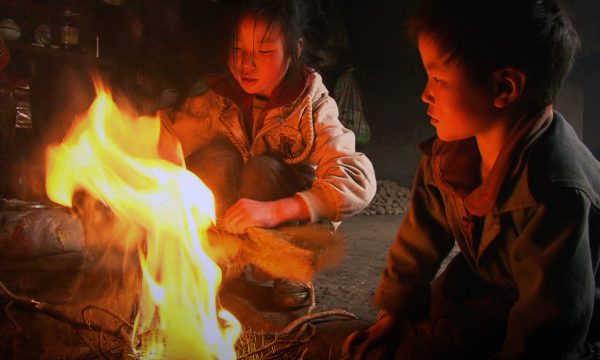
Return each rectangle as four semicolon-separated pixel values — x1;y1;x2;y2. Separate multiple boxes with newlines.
162;91;221;157
221;194;310;233
222;93;376;233
295;94;377;222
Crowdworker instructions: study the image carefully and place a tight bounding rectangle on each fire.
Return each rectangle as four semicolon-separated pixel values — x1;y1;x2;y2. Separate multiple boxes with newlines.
45;84;241;359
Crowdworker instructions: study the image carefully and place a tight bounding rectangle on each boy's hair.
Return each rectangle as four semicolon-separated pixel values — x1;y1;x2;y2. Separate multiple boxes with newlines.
408;0;580;112
224;0;324;83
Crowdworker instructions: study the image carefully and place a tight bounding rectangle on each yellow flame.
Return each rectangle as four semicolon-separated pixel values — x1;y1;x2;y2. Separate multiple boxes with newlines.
45;84;240;359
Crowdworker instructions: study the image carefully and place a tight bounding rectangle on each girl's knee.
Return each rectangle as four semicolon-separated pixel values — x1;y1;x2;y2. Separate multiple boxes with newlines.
186;138;242;178
243;155;286;180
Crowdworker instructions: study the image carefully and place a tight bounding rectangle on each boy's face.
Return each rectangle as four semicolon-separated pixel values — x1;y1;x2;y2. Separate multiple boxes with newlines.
229;16;291;99
418;33;497;142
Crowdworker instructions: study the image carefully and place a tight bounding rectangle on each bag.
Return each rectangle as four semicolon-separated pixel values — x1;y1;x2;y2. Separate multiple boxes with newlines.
0;199;84;258
334;66;371;146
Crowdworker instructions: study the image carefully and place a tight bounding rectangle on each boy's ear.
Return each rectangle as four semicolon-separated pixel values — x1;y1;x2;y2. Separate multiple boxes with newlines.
297;38;304;58
492;67;526;109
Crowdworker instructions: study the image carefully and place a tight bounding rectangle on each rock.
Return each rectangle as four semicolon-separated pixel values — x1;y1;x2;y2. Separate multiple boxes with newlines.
359;180;411;216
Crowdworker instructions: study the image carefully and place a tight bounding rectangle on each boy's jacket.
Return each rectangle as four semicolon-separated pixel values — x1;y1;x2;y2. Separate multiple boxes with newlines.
374;110;600;358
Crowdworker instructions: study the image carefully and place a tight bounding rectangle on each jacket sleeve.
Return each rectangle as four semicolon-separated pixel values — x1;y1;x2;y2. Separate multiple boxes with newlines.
372;155;455;318
492;187;595;359
295;95;377;222
162;90;221;158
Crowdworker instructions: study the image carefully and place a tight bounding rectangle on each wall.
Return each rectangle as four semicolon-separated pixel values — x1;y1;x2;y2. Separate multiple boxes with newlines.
326;0;429;186
556;0;600;157
115;0;600;186
3;0;597;198
329;0;600;186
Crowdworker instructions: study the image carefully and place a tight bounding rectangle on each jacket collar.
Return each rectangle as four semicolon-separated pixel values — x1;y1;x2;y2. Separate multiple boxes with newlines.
206;66;315;111
429;106;553;217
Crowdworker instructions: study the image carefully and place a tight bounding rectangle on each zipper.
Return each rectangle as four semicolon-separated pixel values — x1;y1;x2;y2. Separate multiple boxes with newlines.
456;197;478;267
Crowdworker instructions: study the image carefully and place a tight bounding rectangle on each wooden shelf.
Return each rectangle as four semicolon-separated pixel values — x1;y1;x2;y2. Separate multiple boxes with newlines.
0;0;64;17
0;0;124;62
0;0;115;19
7;40;117;67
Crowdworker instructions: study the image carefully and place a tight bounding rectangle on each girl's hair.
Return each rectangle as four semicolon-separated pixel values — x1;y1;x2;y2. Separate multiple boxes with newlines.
408;0;580;112
222;0;324;87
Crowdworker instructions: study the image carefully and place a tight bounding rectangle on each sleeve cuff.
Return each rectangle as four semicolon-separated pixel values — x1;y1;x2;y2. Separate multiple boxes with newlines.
296;185;339;222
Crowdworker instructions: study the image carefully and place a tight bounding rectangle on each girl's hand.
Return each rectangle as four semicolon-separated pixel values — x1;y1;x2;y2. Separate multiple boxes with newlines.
222;198;278;234
341;310;399;359
221;195;310;234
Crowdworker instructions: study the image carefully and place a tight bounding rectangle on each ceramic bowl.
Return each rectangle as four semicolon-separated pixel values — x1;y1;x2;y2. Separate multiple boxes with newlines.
0;18;21;41
34;24;52;46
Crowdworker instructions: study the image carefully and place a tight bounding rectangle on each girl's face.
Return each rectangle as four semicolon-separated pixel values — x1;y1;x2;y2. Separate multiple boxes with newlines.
229;16;291;99
418;33;497;142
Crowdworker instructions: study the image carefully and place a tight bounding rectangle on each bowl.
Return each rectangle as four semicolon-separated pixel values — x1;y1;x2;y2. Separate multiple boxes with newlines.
34;23;52;46
0;18;21;41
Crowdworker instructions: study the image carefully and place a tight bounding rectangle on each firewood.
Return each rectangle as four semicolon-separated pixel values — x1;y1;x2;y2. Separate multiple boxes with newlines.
206;223;345;283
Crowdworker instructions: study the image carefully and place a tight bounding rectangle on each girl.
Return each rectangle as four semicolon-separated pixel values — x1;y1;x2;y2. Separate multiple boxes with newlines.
166;0;376;235
162;0;376;309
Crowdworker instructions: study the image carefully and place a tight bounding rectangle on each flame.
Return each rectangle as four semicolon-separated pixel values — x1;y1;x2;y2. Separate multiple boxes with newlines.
45;84;241;359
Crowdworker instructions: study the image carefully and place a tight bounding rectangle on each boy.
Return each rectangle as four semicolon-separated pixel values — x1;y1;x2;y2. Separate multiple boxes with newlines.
343;0;600;359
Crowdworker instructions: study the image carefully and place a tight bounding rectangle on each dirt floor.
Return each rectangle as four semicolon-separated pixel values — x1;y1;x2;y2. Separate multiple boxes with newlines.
224;214;408;359
0;214;405;359
311;214;404;322
300;213;460;359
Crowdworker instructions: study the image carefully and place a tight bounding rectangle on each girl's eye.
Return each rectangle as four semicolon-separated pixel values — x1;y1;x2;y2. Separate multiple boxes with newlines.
432;77;441;82
258;49;274;54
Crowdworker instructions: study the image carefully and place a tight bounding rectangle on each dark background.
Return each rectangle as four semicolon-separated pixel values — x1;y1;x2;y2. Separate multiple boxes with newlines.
0;0;598;200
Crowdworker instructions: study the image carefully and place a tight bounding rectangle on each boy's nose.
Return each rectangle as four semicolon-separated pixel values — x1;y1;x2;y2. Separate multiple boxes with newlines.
421;87;434;104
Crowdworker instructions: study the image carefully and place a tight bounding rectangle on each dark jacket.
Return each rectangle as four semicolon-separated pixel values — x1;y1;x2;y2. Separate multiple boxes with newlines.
373;110;600;359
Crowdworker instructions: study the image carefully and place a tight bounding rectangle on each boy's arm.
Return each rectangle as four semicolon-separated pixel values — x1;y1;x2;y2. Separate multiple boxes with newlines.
373;155;455;318
493;187;596;359
343;154;454;359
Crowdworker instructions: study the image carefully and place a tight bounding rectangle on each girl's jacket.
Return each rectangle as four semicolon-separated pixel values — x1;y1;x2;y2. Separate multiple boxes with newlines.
162;70;376;223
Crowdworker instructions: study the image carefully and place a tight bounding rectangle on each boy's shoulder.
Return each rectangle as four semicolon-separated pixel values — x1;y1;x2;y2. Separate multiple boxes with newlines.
418;136;437;156
528;111;600;207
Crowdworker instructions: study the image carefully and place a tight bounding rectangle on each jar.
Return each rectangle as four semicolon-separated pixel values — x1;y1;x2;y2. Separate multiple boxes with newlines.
60;10;79;50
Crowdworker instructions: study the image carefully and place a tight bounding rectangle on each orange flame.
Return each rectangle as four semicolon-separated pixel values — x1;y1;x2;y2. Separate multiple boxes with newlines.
45;84;240;359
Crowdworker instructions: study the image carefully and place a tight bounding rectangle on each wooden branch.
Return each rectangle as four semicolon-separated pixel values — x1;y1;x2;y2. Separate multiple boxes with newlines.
237;327;314;360
281;309;358;334
2;280;358;360
237;309;358;360
0;280;130;343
